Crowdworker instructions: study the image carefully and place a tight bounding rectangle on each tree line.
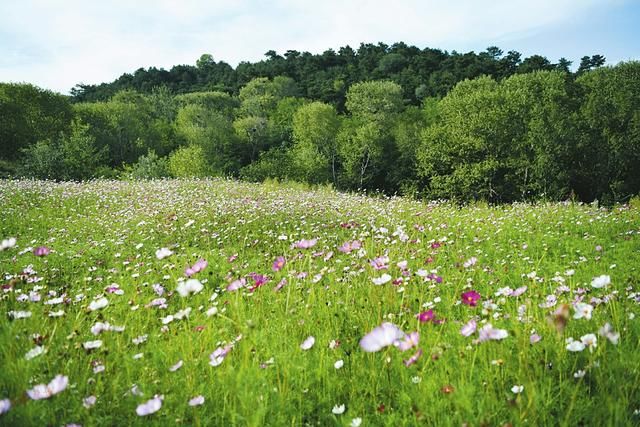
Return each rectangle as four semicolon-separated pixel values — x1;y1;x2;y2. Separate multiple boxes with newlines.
1;43;638;204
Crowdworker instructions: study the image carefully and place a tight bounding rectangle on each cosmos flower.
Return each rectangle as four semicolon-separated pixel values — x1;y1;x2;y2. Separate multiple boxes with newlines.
591;275;611;289
359;323;404;352
0;399;11;415
511;385;524;394
463;257;478;268
372;274;392;285
334;360;344;369
136;396;162;416
169;360;184;372
33;246;50;256
293;238;317;249
88;298;108;311
272;256;286;272
185;259;208;277
460;319;477;337
209;345;232;367
188;396;205;406
566;338;585;352
332;404;346;415
598;323;620;344
155;248;173;260
573;302;593;320
395;332;419;351
27;375;68;400
403;349;423;367
370;256;390;270
461;290;481;307
0;237;16;251
83;340;103;350
227;278;246;292
300;336;315;350
477;324;508;342
83;396;97;409
176;279;204;297
417;310;435;323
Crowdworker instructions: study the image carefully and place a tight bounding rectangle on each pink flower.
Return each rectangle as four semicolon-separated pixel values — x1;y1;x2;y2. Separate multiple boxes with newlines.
403;349;423;367
185;259;207;277
293;238;317;249
33;246;50;257
338;240;362;254
272;256;286;272
226;278;246;292
460;319;477;337
461;290;481;307
370;256;390;270
530;334;542;344
359;323;404;352
27;375;68;400
510;286;527;297
395;332;419;351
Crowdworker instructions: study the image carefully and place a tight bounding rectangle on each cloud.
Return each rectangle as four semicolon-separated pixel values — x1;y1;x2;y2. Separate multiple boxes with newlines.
0;0;626;93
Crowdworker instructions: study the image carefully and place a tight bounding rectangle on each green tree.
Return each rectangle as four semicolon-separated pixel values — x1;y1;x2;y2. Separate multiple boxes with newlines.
168;145;212;177
292;102;340;184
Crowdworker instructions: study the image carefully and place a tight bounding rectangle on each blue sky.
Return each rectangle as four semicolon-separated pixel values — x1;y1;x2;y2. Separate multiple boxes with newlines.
1;0;638;94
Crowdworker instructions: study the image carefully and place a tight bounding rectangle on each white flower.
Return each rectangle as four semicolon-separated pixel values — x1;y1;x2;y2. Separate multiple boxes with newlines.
83;395;97;408
350;418;362;427
573;302;593;320
566;338;585;352
511;385;524;394
176;279;204;297
188;395;205;406
332;404;346;415
83;340;103;350
169;360;183;372
0;237;16;251
591;275;611;288
372;274;392;285
8;310;32;319
573;370;586;378
0;398;11;415
580;333;597;352
136;396;162;416
360;322;404;352
334;360;344;369
155;248;173;260
27;375;68;400
88;298;108;311
206;307;218;317
25;346;45;360
598;322;620;345
300;336;315;350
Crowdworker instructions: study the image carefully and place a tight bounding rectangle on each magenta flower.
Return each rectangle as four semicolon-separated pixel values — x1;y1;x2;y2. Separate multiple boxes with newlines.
272;256;286;272
461;290;481;307
33;246;50;257
185;258;207;277
248;273;269;292
417;310;435;323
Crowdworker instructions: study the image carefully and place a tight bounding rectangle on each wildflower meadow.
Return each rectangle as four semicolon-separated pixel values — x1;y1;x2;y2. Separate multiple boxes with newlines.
1;179;639;426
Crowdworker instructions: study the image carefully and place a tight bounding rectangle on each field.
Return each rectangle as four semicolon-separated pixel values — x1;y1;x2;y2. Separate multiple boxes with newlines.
1;179;639;426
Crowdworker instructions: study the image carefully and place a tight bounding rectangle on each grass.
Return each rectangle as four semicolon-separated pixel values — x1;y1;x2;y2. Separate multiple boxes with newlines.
0;178;639;426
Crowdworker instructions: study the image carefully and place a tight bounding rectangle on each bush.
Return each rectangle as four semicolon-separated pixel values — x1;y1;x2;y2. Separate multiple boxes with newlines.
123;150;170;179
168;145;212;177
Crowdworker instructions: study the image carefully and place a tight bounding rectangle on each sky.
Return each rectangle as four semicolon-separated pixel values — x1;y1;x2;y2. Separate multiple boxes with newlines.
1;0;639;94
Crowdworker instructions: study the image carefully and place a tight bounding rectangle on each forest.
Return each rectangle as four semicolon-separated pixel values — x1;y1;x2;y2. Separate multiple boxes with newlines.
1;42;638;203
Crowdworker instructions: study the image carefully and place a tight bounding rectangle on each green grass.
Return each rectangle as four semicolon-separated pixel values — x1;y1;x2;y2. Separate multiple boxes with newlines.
0;178;639;426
